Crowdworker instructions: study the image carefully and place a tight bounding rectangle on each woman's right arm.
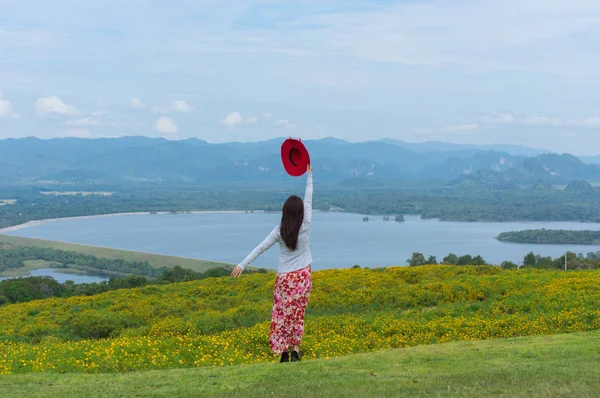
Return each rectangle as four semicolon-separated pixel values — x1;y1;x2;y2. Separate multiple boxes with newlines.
303;165;313;226
232;226;280;277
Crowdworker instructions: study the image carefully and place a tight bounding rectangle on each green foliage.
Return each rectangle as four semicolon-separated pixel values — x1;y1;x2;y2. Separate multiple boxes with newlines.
3;178;600;233
407;252;426;266
443;253;458;265
0;243;268;307
409;253;486;266
497;229;600;245
520;251;600;270
326;188;600;223
472;255;486;265
501;261;519;270
523;252;537;267
1;265;600;375
457;255;474;265
0;245;163;276
0;235;230;273
0;276;62;303
65;312;142;340
1;331;600;398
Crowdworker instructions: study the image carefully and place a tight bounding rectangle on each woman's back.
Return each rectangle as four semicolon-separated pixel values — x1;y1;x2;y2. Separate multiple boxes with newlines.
276;202;312;273
237;171;313;274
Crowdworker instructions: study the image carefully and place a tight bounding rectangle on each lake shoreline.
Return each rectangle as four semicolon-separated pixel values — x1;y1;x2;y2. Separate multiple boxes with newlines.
5;212;600;269
0;210;268;234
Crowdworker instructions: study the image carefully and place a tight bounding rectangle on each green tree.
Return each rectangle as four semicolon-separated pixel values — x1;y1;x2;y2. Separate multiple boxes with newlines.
407;252;426;267
523;252;537;268
472;255;486;265
501;261;518;270
427;255;438;265
457;255;473;266
443;253;458;265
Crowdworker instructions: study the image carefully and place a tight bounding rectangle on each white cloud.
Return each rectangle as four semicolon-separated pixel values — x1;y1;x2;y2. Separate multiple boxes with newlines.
482;113;600;128
64;128;92;138
4;2;600;149
566;117;600;127
0;95;19;119
520;115;561;126
130;97;145;108
91;110;108;117
152;106;164;114
171;100;193;113
306;0;600;76
244;116;259;125
220;111;243;127
276;119;297;129
154;116;178;137
36;96;79;116
64;117;99;126
484;113;514;124
444;124;478;132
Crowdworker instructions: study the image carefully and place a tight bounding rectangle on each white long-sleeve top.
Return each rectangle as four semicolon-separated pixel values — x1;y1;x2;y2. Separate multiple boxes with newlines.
238;172;313;274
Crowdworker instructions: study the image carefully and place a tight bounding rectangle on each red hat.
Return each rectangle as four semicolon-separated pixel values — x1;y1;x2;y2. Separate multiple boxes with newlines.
281;138;311;177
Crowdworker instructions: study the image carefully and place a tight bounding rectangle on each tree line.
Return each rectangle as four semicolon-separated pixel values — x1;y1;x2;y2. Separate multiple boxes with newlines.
496;229;600;245
500;251;600;270
3;184;600;230
407;250;600;271
0;245;164;277
407;252;487;266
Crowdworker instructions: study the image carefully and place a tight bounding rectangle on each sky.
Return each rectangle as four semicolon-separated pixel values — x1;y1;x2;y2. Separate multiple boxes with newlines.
1;0;600;155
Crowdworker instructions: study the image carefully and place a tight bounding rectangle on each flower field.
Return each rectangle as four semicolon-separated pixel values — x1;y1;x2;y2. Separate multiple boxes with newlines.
1;265;599;374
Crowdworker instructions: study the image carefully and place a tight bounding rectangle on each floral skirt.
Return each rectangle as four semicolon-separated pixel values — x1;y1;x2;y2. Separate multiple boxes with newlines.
269;265;312;354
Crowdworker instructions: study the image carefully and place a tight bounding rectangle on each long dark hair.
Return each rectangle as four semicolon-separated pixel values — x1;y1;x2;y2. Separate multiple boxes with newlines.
280;195;304;250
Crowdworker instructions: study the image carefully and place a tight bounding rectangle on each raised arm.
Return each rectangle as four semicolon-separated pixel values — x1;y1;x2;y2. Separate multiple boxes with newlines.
234;226;280;275
303;166;313;226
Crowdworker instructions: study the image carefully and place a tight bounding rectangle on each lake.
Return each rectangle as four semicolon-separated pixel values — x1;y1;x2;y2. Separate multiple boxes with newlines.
0;268;110;284
5;212;600;270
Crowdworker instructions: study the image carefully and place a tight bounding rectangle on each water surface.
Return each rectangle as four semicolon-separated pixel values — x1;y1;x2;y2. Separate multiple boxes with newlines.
6;213;600;270
0;268;110;284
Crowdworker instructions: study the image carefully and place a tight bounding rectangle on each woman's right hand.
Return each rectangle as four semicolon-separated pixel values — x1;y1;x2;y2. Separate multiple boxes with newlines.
231;266;243;278
307;164;313;173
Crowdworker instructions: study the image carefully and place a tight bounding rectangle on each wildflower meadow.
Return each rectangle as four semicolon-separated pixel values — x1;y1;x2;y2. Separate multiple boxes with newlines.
1;265;599;374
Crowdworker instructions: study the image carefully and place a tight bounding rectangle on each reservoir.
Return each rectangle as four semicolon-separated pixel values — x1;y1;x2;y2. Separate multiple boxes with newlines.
4;212;600;270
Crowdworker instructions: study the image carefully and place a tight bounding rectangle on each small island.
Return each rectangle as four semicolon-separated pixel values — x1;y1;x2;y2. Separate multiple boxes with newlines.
496;229;600;245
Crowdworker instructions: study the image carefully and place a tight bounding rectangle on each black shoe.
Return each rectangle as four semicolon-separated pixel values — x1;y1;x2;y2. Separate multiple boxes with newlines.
280;352;290;363
291;350;301;362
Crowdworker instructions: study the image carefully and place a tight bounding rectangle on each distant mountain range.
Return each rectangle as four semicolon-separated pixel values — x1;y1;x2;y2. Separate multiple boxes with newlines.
0;136;598;187
374;138;549;157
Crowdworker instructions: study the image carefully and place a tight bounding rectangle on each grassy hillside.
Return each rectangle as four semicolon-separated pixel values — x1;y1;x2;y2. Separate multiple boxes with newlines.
1;265;599;374
1;330;599;397
0;234;232;273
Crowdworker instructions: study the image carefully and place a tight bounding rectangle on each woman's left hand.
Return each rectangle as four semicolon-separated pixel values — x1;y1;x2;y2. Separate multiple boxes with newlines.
231;266;243;278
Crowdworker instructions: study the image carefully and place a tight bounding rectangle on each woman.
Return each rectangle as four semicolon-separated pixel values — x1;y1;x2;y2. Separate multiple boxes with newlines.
231;164;313;363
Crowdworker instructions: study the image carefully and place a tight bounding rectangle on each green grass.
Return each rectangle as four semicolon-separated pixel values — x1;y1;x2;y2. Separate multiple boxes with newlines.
0;234;234;273
1;331;599;398
0;260;55;277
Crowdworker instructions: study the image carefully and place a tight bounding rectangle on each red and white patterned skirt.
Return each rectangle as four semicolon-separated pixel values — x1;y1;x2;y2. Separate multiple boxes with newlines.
269;265;312;354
